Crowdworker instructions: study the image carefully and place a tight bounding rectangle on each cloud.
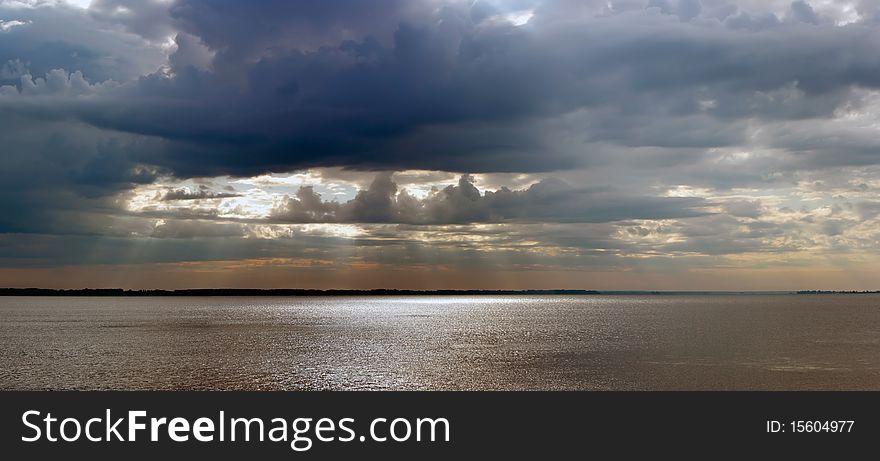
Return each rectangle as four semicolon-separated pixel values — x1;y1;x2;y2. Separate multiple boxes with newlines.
161;187;240;201
150;219;245;239
0;58;27;79
271;173;708;224
3;1;880;288
0;19;29;31
88;0;174;42
0;68;115;96
0;113;164;234
723;199;763;219
3;1;879;179
789;0;820;25
0;2;166;82
1;2;879;178
855;201;880;220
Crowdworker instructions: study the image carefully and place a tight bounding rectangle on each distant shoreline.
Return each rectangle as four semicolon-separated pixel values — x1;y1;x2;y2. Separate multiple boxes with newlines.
2;288;879;297
0;288;601;297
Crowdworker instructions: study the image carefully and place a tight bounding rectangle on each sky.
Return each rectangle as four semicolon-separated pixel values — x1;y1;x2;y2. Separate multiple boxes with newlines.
2;0;880;290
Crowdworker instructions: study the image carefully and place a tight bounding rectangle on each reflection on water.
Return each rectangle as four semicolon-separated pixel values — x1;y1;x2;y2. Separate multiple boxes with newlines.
1;295;879;390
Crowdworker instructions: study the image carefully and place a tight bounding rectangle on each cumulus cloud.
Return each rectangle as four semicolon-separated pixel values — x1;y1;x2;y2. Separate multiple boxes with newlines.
271;173;708;224
0;19;29;31
0;68;114;96
0;58;27;79
0;1;166;82
3;1;880;288
161;186;240;201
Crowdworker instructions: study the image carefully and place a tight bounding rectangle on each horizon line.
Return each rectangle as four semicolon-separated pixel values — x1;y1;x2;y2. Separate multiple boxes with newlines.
2;288;878;296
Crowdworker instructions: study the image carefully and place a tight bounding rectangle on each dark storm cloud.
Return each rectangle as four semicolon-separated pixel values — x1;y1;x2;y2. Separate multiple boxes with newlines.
7;1;880;178
0;1;170;234
0;112;165;234
271;173;708;224
4;0;880;277
168;0;424;67
130;17;880;176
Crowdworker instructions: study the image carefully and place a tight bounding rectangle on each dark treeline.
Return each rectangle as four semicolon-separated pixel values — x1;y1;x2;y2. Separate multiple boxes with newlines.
0;288;601;297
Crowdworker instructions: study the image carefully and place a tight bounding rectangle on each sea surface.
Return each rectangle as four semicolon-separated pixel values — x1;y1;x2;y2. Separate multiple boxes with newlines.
1;295;879;390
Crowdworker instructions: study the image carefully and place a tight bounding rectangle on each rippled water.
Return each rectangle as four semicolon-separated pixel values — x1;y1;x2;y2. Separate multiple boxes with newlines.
1;295;879;390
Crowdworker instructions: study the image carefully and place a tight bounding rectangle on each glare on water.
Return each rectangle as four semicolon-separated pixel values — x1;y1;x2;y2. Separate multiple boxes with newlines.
1;295;878;390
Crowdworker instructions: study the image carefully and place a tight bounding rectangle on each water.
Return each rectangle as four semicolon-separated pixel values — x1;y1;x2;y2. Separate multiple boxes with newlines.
1;295;879;390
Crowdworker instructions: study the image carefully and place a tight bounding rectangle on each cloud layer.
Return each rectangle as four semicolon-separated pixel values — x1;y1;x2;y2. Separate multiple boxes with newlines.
2;0;880;288
271;173;708;224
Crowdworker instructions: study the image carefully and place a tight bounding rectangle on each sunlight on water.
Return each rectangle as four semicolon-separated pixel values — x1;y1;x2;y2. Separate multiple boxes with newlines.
376;296;530;305
1;295;879;390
